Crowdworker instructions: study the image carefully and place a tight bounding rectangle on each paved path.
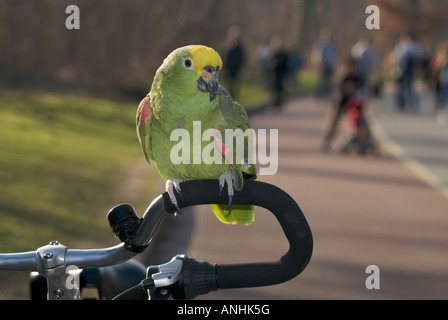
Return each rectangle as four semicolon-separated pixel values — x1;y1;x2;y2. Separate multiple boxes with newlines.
179;95;448;300
374;82;448;200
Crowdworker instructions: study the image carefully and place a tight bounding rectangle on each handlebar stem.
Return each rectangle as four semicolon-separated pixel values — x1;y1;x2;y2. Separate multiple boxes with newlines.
36;241;81;300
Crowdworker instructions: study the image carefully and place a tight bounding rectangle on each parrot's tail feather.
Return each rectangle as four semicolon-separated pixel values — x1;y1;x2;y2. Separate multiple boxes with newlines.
210;204;254;225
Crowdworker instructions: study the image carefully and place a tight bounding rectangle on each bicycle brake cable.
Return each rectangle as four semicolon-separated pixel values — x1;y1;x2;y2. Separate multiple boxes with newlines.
112;277;154;300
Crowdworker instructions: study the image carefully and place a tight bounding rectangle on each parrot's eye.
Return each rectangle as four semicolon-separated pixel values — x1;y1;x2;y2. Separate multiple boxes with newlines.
183;58;194;70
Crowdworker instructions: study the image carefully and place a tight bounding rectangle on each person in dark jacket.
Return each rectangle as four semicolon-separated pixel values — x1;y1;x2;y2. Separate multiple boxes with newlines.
224;26;245;100
269;35;289;108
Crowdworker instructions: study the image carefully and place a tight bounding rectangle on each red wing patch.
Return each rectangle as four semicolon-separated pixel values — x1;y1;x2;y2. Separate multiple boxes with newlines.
138;96;152;126
214;126;234;164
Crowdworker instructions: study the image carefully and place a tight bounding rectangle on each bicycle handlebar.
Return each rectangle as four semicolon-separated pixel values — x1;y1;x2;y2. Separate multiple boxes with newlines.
0;179;313;299
162;180;313;296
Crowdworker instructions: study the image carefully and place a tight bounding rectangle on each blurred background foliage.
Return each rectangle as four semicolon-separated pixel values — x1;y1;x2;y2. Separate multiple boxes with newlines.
1;0;447;97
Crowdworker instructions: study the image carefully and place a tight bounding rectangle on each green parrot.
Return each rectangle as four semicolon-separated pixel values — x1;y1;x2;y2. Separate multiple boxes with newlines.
136;45;257;225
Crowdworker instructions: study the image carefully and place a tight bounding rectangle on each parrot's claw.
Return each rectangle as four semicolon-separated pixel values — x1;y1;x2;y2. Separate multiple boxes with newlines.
165;178;183;215
219;172;234;210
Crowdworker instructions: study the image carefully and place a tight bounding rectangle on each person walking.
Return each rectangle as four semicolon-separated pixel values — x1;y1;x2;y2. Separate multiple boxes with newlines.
311;28;338;101
394;34;422;112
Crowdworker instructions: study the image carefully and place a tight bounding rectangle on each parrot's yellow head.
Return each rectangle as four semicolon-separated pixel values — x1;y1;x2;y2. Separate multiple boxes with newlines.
154;45;223;102
188;45;223;77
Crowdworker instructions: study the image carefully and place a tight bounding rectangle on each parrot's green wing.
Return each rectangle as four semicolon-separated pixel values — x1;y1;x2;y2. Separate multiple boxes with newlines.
215;86;257;181
136;95;153;163
210;86;257;225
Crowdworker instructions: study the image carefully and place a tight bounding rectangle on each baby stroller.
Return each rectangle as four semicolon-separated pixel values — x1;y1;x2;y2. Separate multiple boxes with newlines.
340;94;379;157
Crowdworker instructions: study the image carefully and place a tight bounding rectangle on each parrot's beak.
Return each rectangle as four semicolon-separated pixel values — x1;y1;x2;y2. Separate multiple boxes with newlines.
197;66;219;101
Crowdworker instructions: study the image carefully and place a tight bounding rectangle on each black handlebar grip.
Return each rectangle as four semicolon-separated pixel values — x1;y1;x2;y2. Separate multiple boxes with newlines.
162;179;313;291
173;256;218;300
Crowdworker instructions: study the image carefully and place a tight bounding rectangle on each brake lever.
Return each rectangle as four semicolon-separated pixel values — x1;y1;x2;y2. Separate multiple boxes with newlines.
151;254;185;288
145;255;185;299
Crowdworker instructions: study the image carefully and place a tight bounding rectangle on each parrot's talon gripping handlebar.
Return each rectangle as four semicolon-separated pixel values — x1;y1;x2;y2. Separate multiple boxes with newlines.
0;180;313;300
